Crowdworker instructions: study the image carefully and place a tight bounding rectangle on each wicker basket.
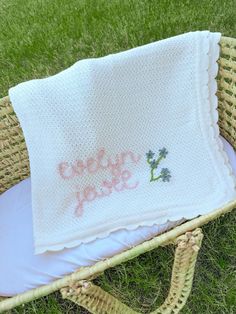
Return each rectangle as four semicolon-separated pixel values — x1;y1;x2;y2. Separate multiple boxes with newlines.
0;36;235;313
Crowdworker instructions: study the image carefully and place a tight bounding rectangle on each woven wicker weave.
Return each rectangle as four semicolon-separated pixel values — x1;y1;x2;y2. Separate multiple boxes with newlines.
0;36;235;313
0;96;29;194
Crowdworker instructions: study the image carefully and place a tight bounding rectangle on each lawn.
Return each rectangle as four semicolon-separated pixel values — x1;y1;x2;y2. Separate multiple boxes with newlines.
0;0;236;313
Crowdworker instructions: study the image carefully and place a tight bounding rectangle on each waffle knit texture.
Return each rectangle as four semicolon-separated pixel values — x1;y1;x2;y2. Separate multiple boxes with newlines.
9;30;236;254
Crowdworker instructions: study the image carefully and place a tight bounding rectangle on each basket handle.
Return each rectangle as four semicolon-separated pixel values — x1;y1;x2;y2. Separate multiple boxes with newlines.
61;228;203;314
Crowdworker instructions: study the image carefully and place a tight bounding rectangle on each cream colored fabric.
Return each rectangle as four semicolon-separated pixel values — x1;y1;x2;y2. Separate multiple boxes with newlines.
8;30;236;254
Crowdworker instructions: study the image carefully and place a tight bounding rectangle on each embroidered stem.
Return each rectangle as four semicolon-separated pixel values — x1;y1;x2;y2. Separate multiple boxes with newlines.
153;155;164;168
150;170;162;182
146;157;152;165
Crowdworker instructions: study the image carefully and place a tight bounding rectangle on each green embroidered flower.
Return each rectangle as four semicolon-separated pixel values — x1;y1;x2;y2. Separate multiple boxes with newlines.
159;147;168;158
150;159;157;169
146;150;155;160
146;147;171;183
160;168;171;182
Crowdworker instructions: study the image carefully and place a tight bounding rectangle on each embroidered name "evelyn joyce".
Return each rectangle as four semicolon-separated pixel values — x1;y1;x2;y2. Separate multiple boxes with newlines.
57;148;141;217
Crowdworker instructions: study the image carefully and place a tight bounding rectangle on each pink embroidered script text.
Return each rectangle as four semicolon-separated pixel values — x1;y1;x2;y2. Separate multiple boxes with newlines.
58;148;141;217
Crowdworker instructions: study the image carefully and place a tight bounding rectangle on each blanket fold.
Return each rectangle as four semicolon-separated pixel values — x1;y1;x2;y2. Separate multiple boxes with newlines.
9;30;236;254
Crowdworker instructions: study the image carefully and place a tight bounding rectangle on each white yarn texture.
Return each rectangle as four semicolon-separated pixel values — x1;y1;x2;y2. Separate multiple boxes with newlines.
9;31;236;254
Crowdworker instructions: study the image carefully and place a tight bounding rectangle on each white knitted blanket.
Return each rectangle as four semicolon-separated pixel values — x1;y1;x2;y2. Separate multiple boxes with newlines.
9;31;236;254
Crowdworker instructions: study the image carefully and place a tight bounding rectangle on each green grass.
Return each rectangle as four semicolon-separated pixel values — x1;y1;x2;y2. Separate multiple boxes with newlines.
0;0;236;313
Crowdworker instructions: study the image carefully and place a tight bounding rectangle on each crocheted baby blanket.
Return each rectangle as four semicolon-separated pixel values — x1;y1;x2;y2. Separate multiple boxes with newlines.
9;30;236;254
